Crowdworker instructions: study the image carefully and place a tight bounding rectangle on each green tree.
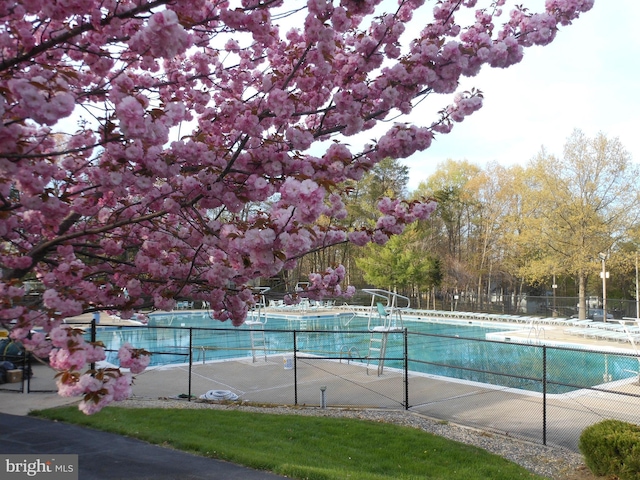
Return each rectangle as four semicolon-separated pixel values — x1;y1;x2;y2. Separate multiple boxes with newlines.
466;162;523;309
417;159;481;261
413;160;482;302
356;224;442;306
346;157;410;227
402;223;444;308
293;158;410;289
517;130;640;319
357;235;410;290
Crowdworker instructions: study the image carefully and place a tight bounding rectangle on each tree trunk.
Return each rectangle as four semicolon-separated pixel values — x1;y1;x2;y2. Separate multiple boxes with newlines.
578;273;587;320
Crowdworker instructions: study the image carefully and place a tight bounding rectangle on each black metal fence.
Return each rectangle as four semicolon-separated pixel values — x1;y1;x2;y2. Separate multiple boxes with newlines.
3;322;640;452
385;294;640;319
404;331;640;450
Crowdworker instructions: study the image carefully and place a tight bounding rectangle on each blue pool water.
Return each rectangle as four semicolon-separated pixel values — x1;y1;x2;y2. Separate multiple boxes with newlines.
91;311;640;394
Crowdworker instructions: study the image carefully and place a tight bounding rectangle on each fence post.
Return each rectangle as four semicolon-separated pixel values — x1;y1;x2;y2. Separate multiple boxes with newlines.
404;328;409;410
24;352;30;394
293;330;298;406
90;318;96;372
543;345;547;445
188;327;193;402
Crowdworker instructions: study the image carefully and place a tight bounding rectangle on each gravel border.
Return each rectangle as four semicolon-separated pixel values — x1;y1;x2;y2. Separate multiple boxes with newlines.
118;396;586;479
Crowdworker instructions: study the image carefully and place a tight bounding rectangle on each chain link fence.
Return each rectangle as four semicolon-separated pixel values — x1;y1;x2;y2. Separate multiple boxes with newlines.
3;322;640;452
404;294;639;319
405;331;640;450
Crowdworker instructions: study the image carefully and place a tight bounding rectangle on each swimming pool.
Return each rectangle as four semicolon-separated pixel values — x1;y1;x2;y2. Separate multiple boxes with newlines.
91;311;640;395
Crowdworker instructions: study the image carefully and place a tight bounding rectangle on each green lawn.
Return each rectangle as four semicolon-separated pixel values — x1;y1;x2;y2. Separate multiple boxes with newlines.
33;407;546;480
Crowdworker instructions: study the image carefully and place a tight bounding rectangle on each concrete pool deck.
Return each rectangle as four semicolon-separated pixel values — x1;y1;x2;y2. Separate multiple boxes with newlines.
2;309;640;452
2;347;640;452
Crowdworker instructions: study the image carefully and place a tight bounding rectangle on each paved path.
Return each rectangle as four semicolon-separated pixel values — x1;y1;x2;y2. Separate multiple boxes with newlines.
0;413;287;480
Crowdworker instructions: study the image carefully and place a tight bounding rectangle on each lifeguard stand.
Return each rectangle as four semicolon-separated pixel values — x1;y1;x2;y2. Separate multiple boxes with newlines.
245;287;270;362
363;289;408;375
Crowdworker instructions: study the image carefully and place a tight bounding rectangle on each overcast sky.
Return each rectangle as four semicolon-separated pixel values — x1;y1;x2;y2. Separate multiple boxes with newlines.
401;0;640;191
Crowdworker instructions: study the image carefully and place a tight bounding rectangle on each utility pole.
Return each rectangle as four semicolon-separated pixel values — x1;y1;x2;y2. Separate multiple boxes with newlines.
599;252;609;321
636;252;640;323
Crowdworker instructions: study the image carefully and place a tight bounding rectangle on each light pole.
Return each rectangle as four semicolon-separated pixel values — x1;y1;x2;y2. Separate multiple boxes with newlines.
552;274;557;317
599;252;609;321
636;252;640;324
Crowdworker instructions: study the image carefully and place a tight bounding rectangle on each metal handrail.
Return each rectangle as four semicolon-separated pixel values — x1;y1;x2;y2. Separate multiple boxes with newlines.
362;288;410;310
247;286;271;326
339;345;360;363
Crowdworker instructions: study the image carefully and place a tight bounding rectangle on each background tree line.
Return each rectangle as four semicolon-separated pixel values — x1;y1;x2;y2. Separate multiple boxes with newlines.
288;130;640;320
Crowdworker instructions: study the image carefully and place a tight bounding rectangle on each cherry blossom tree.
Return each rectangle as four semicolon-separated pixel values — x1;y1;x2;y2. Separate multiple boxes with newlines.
0;0;593;413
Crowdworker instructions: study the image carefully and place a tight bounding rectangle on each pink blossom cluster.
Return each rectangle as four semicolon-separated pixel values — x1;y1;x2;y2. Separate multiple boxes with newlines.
45;328;140;412
57;369;134;415
201;287;257;326
277;179;327;224
303;265;357;301
47;326;106;371
77;371;133;415
343;197;438;247
129;10;191;60
117;343;151;374
7;78;75;126
0;0;592;412
19;330;52;358
447;91;484;123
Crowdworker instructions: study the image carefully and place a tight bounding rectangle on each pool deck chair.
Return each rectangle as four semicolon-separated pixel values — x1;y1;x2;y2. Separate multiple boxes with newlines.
377;302;389;320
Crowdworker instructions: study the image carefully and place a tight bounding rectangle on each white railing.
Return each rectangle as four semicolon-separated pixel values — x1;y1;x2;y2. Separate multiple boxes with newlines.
246;286;271;326
362;288;410;310
362;288;409;332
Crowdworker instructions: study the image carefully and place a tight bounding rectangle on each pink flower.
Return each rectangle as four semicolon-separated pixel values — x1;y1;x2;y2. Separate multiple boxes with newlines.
7;78;74;125
85;343;106;363
78;399;105;415
57;374;84;398
20;331;52;358
49;326;70;348
130;10;191;59
116;96;146;137
372;230;389;245
111;373;133;401
348;230;370;247
118;343;151;374
49;348;87;371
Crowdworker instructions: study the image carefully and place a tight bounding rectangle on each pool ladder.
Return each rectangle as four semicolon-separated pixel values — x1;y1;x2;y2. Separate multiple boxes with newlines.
339;345;361;364
527;320;545;342
246;287;270;362
249;326;267;363
366;332;390;376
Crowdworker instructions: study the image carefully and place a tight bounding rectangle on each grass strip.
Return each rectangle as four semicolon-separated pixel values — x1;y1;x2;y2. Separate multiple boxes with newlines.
32;407;546;480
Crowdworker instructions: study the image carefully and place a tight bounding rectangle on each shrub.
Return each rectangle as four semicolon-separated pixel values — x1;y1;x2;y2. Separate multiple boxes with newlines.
579;419;640;479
